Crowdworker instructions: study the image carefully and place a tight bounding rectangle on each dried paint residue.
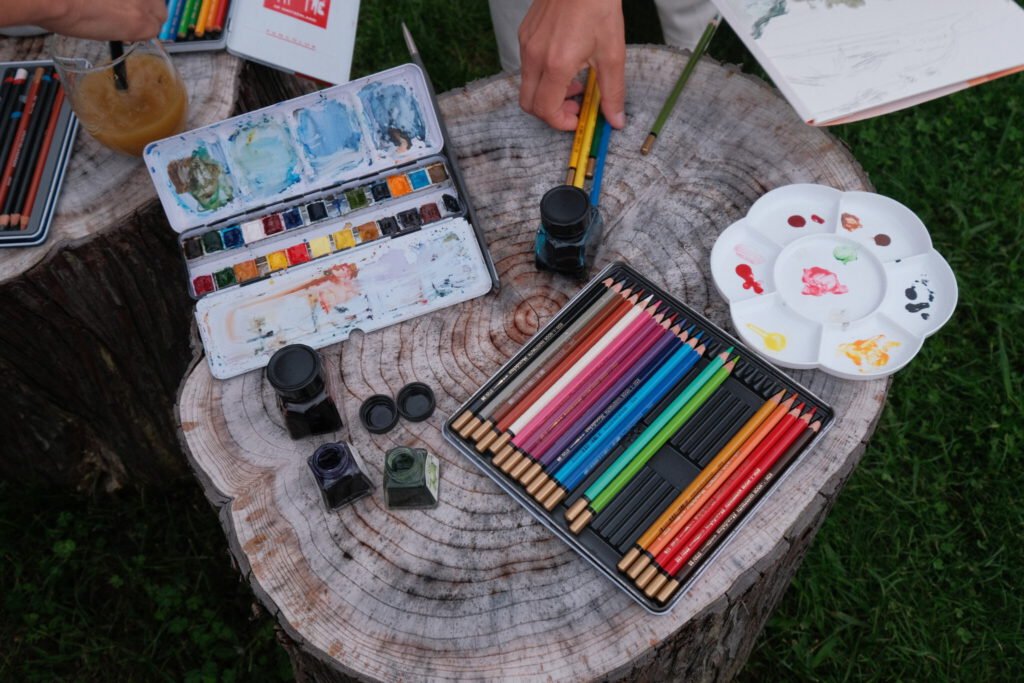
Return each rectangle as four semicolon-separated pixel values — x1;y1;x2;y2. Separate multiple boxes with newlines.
227;118;302;197
801;266;848;296
904;277;935;320
746;323;787;351
841;212;863;232
357;82;427;152
839;334;901;369
833;244;858;265
735;264;764;294
167;145;234;210
734;243;764;264
293;98;366;174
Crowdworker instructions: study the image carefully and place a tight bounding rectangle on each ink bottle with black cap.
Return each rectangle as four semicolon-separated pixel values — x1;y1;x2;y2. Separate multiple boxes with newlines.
266;344;343;440
534;184;603;279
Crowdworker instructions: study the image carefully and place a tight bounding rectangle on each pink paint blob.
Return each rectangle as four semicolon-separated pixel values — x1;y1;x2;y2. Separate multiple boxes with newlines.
811;214;825;224
788;215;806;228
733;243;764;264
801;266;849;296
735;264;764;294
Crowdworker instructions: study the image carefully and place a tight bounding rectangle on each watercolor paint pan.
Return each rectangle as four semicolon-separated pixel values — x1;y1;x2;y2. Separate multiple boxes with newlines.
146;63;496;379
443;261;835;614
0;60;79;249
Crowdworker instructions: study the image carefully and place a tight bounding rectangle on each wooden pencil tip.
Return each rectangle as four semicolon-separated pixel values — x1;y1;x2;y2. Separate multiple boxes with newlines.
451;411;473;433
810;420;822;432
519;462;543;487
641;133;656;155
565;497;589;522
627;555;652;580
656;579;681;604
498;450;523;474
771;389;786;402
568;509;593;535
541;487;567;511
509;455;533;480
635;565;659;590
617;548;641;573
526;471;549;496
643;574;668;599
489;432;512;455
470;420;493;442
492;444;513;467
565;169;575;185
474;430;497;453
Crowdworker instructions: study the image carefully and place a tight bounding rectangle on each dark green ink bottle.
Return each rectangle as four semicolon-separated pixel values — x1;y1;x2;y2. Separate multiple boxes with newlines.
383;446;440;509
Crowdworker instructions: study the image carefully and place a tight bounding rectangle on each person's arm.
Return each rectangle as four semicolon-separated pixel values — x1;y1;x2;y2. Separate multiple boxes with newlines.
518;0;627;131
0;0;167;41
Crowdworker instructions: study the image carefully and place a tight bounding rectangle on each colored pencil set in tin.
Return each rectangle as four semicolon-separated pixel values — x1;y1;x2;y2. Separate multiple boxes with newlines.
444;262;834;612
0;61;78;248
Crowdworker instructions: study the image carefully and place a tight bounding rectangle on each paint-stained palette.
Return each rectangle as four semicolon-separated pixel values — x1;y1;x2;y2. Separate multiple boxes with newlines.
710;184;957;380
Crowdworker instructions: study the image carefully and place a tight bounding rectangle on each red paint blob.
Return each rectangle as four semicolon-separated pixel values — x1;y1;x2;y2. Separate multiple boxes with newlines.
735;264;764;294
811;214;825;224
788;215;806;227
874;233;891;246
193;274;215;296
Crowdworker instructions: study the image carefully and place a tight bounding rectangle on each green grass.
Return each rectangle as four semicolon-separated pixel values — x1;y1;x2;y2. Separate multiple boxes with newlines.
2;2;1023;680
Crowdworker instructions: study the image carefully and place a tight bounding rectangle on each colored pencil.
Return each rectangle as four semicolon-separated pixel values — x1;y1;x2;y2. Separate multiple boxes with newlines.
211;0;231;32
566;69;597;185
161;0;183;40
451;278;617;435
1;74;56;226
524;329;687;497
0;69;18;145
618;389;786;575
480;290;640;454
644;408;814;600
178;0;199;39
0;69;29;186
490;295;655;462
0;68;44;213
589;119;612;207
641;16;720;156
507;315;678;481
567;353;737;534
572;82;601;190
585;112;604;178
187;0;204;34
496;302;666;473
630;393;797;583
538;339;705;511
195;0;215;37
15;83;65;229
515;320;683;485
656;420;821;603
636;403;805;592
473;284;634;450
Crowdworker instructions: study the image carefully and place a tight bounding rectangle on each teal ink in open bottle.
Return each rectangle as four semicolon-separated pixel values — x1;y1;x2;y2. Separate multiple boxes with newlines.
383;446;439;509
534;184;603;279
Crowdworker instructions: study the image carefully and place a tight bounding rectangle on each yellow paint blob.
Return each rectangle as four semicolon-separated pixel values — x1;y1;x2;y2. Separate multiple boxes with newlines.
746;323;787;352
308;236;332;258
267;251;289;271
332;229;356;251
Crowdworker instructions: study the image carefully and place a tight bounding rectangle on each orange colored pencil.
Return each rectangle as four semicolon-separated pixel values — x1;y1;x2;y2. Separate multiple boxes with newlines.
14;84;64;229
0;67;43;211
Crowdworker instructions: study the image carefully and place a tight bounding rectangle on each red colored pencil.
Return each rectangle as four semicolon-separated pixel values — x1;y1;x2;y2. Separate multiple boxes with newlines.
0;67;43;212
2;73;56;226
15;84;64;229
643;406;813;598
210;0;230;32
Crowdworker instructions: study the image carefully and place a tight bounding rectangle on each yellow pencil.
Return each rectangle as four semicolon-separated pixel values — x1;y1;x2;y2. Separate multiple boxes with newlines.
195;0;214;37
572;81;601;189
566;69;597;185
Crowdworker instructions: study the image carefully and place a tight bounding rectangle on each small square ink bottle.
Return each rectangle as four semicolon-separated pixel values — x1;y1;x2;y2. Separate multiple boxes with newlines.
383;446;440;509
534;184;603;279
266;344;343;440
307;442;372;509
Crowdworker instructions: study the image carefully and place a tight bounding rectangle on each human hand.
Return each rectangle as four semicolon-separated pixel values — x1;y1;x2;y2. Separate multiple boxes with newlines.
33;0;167;41
518;0;627;131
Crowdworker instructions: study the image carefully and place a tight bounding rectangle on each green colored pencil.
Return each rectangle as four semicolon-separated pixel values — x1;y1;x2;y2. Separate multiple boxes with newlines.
586;112;605;178
641;15;721;156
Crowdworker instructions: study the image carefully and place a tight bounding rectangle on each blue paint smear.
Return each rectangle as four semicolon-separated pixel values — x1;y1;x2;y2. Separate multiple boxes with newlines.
357;82;427;153
293;98;367;175
226;118;302;198
407;169;430;190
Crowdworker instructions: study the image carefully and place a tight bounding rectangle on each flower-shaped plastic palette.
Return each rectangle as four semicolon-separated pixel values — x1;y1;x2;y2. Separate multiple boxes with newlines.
710;185;957;380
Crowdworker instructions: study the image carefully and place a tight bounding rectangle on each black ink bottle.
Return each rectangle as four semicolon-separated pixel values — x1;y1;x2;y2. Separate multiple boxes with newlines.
266;344;343;440
307;442;372;509
534;184;603;279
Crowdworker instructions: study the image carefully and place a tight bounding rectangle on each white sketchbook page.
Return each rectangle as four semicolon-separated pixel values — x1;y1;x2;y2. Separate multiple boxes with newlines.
713;0;1024;125
227;0;361;84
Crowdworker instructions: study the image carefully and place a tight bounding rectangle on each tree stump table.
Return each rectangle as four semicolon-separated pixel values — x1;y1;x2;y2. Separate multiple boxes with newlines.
179;46;887;681
0;37;313;491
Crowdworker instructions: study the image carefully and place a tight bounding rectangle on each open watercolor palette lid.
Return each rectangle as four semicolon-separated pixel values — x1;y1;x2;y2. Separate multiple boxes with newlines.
710;184;957;380
145;63;442;234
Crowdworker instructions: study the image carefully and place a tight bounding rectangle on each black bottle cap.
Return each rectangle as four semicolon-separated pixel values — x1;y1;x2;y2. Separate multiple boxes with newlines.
396;382;435;422
540;185;590;239
266;344;325;402
360;394;399;434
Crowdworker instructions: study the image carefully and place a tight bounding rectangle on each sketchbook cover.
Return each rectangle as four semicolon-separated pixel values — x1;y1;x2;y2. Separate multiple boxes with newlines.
712;0;1024;125
226;0;360;84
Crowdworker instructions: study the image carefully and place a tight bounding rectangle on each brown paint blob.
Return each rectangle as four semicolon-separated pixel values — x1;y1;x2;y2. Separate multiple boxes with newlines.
874;233;891;246
788;215;806;227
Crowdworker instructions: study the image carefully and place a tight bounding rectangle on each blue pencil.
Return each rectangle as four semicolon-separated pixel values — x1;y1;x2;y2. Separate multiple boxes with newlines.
547;337;704;501
589;120;612;206
162;0;185;41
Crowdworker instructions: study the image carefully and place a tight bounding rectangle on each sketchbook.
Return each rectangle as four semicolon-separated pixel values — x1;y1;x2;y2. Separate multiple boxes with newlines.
711;0;1024;125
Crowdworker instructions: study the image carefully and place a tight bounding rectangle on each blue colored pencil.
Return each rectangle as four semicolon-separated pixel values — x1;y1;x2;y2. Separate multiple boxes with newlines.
540;338;704;509
160;0;182;40
589;120;612;206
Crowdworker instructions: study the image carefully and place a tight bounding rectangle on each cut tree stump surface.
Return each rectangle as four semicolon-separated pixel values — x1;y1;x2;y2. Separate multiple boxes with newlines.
179;46;887;682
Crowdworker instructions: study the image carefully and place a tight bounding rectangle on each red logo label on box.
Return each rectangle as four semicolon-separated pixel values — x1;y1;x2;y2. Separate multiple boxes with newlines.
263;0;330;29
